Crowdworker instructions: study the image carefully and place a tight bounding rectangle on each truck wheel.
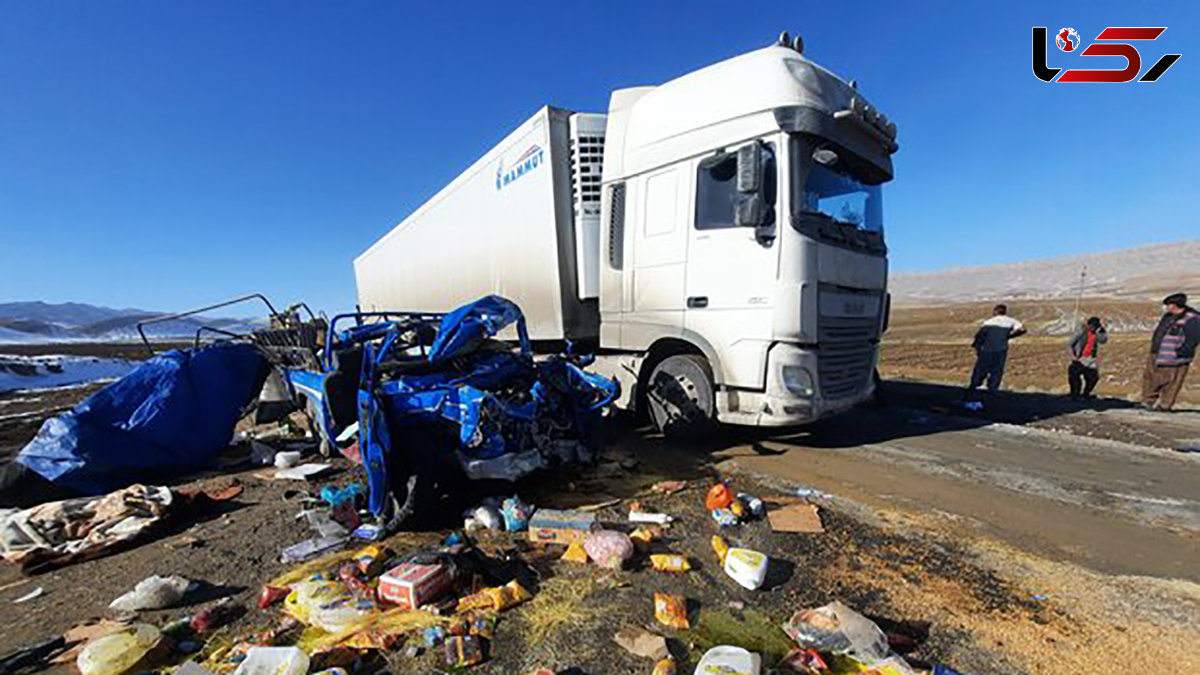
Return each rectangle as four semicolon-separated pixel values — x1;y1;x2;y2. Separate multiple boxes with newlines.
646;354;715;438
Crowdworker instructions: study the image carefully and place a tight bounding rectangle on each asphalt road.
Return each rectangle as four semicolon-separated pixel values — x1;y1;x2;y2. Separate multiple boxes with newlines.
638;382;1200;583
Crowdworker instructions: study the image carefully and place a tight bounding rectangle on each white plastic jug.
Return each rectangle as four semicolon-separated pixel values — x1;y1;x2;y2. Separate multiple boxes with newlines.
694;646;761;675
723;547;768;590
233;647;310;675
77;624;162;675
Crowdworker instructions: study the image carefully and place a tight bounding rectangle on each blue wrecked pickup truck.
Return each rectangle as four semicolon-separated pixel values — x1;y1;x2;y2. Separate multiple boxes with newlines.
265;295;618;528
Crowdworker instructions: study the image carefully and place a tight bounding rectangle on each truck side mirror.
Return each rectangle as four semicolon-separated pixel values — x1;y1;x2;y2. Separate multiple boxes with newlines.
736;144;762;194
734;194;764;227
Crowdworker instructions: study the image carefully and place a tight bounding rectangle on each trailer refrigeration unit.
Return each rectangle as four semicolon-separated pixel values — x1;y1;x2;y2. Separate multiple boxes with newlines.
355;32;898;436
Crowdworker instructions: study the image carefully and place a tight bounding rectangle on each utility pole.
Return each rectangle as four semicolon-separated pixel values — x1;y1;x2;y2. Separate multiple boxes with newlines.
1073;264;1087;328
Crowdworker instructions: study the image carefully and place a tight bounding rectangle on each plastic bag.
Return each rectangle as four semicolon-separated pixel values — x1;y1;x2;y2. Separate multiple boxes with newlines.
782;601;890;664
705;483;734;510
233;647;309;675
284;580;376;633
109;575;193;611
583;530;634;570
653;592;689;629
649;554;691;572
694;646;760;675
77;624;161;675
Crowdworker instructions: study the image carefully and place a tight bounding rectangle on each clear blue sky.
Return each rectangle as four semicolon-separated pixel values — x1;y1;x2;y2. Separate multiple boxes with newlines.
1;1;1196;315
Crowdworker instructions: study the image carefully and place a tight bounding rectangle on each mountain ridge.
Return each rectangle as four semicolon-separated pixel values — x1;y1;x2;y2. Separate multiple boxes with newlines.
0;301;264;343
891;240;1200;305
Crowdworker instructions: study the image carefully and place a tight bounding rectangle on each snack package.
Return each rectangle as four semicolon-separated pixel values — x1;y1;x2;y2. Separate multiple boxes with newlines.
711;535;730;563
653;592;689;629
649;554;692;572
561;540;590;563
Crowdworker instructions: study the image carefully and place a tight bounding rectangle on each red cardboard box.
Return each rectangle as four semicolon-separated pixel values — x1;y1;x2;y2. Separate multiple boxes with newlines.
378;562;452;609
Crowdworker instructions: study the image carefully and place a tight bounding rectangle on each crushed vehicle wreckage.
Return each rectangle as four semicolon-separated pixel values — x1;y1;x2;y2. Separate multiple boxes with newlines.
264;294;618;527
10;294;619;531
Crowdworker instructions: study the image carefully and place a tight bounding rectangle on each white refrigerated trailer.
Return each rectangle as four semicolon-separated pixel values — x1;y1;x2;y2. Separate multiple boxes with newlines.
355;32;898;435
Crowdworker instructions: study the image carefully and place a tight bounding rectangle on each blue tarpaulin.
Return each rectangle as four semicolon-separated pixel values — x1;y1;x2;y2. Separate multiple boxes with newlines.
17;343;268;494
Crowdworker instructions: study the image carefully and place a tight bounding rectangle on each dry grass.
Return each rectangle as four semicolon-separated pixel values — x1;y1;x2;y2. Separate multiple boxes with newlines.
519;571;610;645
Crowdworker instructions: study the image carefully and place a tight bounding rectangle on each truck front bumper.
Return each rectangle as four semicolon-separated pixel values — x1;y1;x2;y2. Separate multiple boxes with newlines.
715;342;875;427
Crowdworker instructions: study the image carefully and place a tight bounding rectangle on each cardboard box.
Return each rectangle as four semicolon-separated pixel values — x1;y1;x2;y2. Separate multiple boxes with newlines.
527;509;596;544
378;562;452;609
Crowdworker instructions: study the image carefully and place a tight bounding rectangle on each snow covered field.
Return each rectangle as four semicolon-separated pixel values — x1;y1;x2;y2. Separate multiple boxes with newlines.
0;354;135;394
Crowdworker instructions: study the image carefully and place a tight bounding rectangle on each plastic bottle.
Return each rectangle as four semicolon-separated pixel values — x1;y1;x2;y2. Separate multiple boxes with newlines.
77;624;162;675
723;548;768;590
693;646;761;675
232;647;309;675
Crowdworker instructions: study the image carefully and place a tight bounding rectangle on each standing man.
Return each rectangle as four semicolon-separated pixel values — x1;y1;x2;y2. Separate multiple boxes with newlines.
964;304;1027;410
1142;293;1200;411
1067;316;1107;398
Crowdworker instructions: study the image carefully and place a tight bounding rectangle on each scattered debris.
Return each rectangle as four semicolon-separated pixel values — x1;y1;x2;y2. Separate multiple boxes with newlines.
108;575;193;612
233;646;308;675
650;480;687;495
783;601;891;664
653;592;689;629
76;623;162;675
629;509;674;525
584;529;634;569
767;502;825;534
378;560;452;610
0;484;173;571
695;645;761;675
613;626;670;660
561;540;589;563
705;483;735;510
527;508;596;544
279;535;346;563
272;463;332;481
649;554;691;573
723;548;769;590
11;587;44;604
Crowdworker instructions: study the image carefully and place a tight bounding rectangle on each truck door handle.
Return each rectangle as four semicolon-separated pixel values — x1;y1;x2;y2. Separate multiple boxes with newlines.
687;296;708;308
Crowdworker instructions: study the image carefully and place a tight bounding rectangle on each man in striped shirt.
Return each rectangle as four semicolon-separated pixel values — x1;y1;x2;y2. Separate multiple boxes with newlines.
1141;293;1200;412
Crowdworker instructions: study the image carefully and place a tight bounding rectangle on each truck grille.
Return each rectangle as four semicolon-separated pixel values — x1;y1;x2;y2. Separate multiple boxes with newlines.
818;315;878;400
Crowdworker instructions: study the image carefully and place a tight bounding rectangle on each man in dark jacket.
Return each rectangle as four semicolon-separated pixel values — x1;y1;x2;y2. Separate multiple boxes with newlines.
1141;292;1200;411
964;304;1027;409
1067;316;1107;398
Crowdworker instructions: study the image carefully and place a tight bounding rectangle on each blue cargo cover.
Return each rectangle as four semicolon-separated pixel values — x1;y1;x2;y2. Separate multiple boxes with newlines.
16;343;267;494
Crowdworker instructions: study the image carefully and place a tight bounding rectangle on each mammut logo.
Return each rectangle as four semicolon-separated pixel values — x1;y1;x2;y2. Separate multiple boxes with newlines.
495;145;546;190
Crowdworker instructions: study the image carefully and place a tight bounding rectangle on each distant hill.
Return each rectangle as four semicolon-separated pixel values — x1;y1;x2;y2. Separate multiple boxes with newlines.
891;240;1200;306
0;301;265;343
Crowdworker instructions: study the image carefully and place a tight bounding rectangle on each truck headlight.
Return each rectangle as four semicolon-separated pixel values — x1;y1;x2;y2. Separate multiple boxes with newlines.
782;365;815;397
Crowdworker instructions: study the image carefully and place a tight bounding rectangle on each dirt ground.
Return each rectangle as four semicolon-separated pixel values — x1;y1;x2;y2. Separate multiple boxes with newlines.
882;298;1199;405
1;337;1198;675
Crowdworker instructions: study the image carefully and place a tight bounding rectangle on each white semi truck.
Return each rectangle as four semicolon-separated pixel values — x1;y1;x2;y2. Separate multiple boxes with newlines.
355;33;897;436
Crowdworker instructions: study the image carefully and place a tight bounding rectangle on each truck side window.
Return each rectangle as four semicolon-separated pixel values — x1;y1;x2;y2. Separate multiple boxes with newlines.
608;182;626;270
695;143;775;230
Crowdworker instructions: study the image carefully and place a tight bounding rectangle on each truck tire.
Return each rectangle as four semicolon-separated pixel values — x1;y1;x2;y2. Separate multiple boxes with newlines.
646;354;715;438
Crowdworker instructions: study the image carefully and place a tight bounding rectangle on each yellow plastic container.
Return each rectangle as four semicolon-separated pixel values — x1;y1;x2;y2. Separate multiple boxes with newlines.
77;624;161;675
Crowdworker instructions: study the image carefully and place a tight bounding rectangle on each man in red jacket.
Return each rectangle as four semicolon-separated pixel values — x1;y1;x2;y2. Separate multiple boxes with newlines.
1141;293;1200;411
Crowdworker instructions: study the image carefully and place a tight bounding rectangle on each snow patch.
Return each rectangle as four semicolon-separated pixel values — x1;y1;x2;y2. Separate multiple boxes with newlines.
0;355;135;394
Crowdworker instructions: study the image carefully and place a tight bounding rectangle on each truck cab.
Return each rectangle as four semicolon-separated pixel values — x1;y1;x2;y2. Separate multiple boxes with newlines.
596;35;897;433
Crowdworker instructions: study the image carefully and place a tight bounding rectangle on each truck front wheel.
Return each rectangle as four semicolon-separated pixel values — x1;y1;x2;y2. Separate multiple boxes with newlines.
646;354;715;438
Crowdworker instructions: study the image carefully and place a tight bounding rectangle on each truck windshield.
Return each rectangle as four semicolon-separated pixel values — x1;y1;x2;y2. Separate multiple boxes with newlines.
802;163;883;233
